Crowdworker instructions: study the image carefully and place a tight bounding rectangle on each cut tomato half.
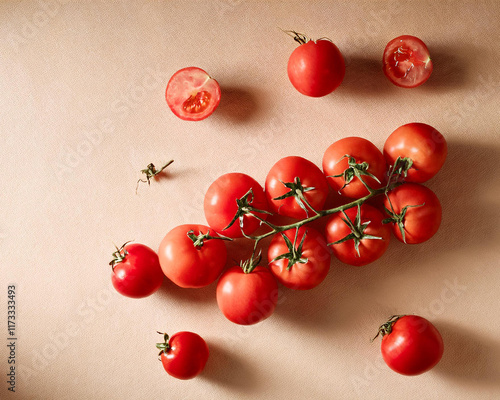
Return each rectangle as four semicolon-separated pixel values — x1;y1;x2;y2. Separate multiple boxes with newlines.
166;67;221;121
383;35;433;88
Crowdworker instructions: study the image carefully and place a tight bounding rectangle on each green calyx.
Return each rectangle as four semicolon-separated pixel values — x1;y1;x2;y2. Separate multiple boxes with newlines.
240;252;262;274
186;229;232;249
136;160;174;193
156;331;170;360
271;228;308;270
273;177;318;217
109;241;132;270
371;315;406;342
330;155;381;194
327;204;383;257
383;202;425;244
223;189;273;232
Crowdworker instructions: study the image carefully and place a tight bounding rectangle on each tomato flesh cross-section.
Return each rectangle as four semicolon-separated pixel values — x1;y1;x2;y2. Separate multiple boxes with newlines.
383;35;433;88
166;67;221;121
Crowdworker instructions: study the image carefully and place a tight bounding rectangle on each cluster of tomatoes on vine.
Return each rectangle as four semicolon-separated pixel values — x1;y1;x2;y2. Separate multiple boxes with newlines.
110;32;444;379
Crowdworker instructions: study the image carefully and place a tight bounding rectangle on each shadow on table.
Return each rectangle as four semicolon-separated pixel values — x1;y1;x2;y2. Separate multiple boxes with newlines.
216;86;261;123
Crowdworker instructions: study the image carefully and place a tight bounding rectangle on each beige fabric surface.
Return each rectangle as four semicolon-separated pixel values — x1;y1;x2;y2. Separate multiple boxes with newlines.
1;1;500;399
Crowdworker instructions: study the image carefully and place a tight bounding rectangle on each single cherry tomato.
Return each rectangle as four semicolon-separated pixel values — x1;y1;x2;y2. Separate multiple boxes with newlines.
322;137;387;199
373;315;444;376
325;204;391;266
110;242;163;299
268;227;331;290
158;224;228;288
204;173;270;238
286;31;345;97
383;35;433;88
216;261;278;325
165;67;221;121
156;331;209;380
384;183;442;244
384;123;447;183
265;156;329;219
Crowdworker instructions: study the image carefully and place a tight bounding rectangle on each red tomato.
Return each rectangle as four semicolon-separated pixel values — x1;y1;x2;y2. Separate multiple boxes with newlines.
384;123;447;183
165;67;221;121
322;137;387;198
110;243;163;298
384;183;442;244
383;35;433;88
265;156;329;219
268;227;331;290
325;204;391;266
204;173;269;238
287;35;345;97
216;265;278;325
158;224;227;288
375;315;444;376
156;331;209;380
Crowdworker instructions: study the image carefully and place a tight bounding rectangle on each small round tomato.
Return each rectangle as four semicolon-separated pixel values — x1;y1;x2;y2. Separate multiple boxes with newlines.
322;137;387;199
384;183;442;244
216;263;278;325
110;242;163;298
158;224;227;288
156;331;209;380
325;204;391;266
384;123;447;183
268;227;331;290
374;315;444;376
166;67;221;121
265;156;329;219
287;32;345;97
204;173;269;238
383;35;433;88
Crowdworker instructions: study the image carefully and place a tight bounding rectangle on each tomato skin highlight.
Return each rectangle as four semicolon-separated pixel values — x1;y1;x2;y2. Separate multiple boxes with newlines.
384;183;442;244
384;123;447;183
268;227;331;290
204;173;269;238
380;315;444;376
287;39;345;97
166;67;221;121
111;243;164;298
323;137;387;199
160;331;209;380
158;224;227;288
216;266;278;325
383;35;433;88
265;156;329;219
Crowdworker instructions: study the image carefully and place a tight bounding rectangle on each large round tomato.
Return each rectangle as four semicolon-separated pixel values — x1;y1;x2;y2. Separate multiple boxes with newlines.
384;123;447;183
166;67;221;121
384;183;442;244
158;224;227;288
110;243;163;298
287;36;345;97
156;331;209;380
216;265;278;325
383;35;433;88
265;156;329;219
325;204;391;266
375;315;444;376
268;227;331;290
322;137;387;198
204;173;269;238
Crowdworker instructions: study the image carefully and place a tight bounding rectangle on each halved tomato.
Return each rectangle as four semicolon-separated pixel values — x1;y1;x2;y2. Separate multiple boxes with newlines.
165;67;221;121
383;35;433;88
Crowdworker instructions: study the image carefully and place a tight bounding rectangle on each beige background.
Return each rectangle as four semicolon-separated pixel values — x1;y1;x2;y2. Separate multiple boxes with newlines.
1;1;500;399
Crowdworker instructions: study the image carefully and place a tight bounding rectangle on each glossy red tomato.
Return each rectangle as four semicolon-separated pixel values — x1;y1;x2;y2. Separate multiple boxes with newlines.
384;183;442;244
156;331;209;380
204;173;269;238
375;315;444;376
287;36;345;97
384;123;447;183
166;67;221;121
322;137;387;198
158;224;227;288
110;243;163;298
325;204;391;266
265;156;329;219
216;265;278;325
268;227;331;290
383;35;433;88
